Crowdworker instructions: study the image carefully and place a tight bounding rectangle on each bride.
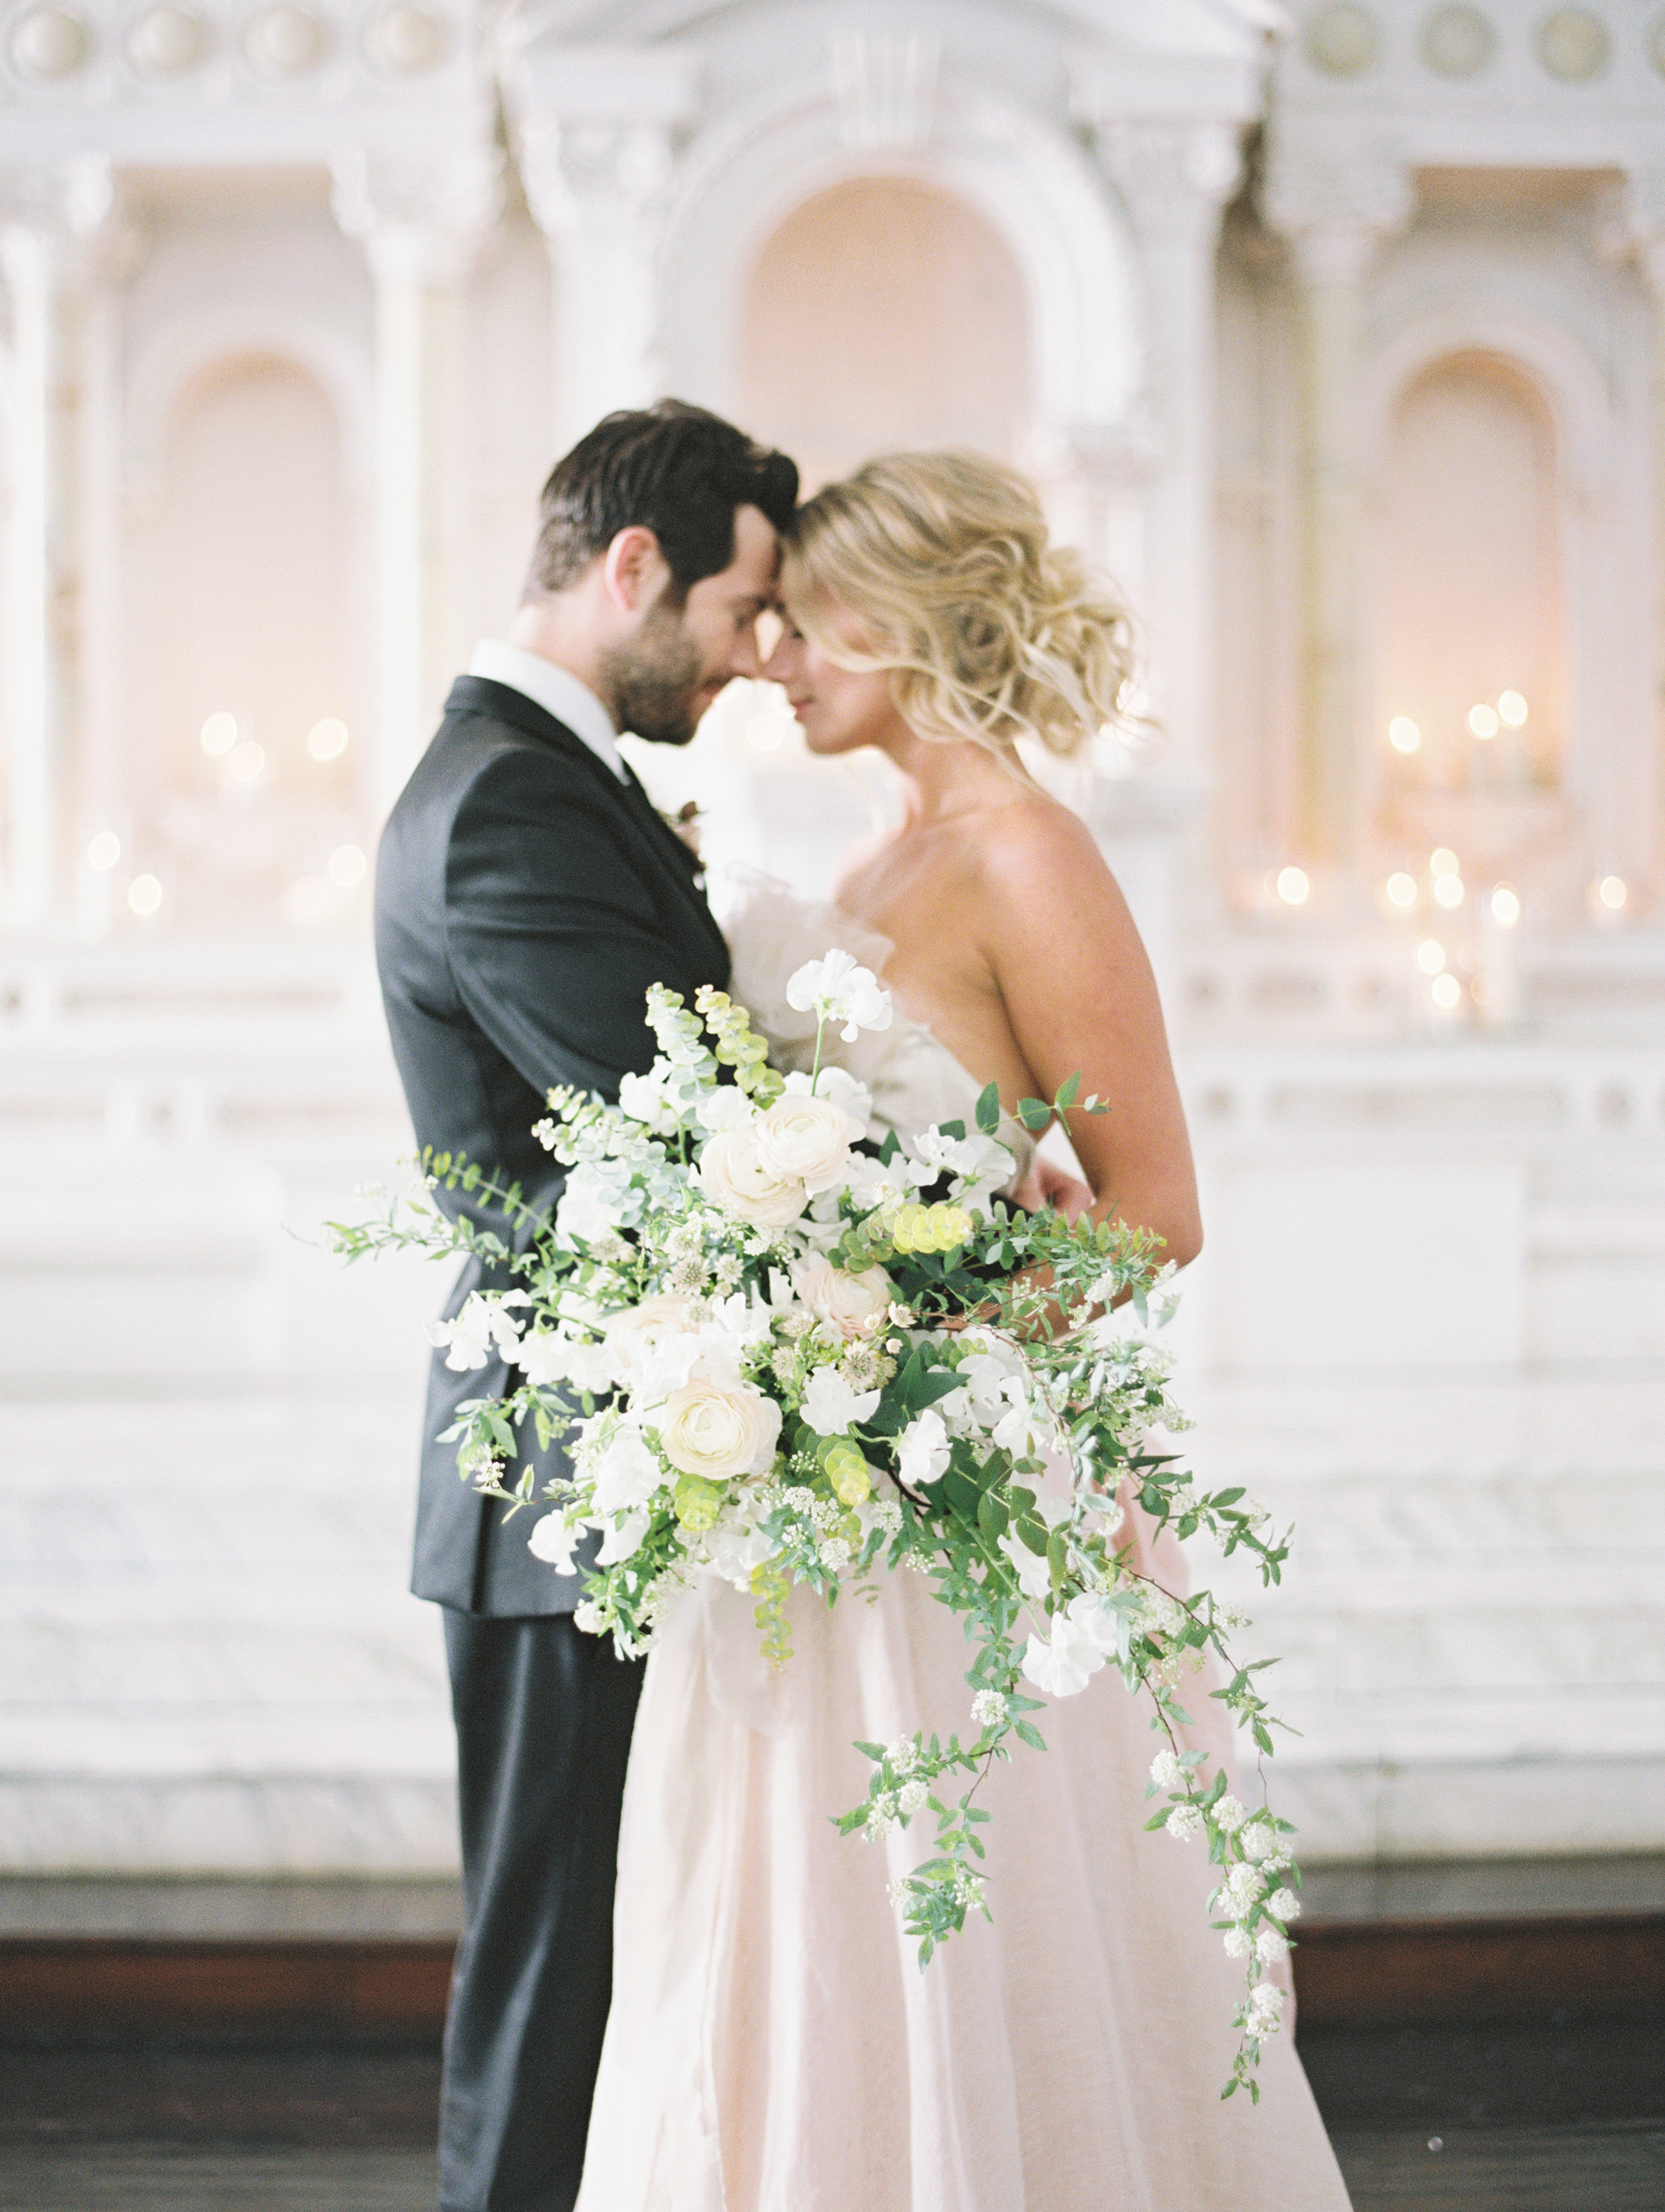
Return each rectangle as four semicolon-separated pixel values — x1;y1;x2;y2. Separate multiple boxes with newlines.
575;454;1351;2211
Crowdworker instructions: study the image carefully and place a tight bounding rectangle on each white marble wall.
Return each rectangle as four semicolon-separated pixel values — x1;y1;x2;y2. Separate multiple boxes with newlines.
3;903;1664;1872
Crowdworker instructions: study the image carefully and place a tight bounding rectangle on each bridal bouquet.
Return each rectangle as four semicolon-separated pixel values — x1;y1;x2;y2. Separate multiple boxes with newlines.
332;956;1299;2097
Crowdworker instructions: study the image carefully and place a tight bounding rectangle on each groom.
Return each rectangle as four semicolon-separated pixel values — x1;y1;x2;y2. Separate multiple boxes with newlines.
374;401;798;2212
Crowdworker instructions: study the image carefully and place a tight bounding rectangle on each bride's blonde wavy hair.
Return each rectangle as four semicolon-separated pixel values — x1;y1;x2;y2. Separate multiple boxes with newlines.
779;450;1138;762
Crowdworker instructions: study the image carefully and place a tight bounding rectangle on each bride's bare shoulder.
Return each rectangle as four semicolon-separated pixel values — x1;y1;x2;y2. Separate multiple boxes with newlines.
973;790;1121;904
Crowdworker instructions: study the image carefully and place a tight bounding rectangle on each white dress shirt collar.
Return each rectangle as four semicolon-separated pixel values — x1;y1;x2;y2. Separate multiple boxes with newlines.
468;639;627;784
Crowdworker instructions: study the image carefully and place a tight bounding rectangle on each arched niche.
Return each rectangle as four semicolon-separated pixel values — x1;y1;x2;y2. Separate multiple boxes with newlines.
737;174;1030;492
660;80;1140;448
1373;349;1563;801
130;348;365;930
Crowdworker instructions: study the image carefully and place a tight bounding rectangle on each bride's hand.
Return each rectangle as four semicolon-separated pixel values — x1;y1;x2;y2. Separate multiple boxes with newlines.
1011;1155;1095;1225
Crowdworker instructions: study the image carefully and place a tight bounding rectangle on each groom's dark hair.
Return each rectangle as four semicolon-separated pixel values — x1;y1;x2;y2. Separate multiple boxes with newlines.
525;400;799;602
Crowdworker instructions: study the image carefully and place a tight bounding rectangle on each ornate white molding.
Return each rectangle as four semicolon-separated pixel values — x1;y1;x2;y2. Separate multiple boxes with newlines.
0;153;112;247
516;117;674;241
1094;119;1244;244
827;29;939;153
1261;142;1415;284
330;143;502;285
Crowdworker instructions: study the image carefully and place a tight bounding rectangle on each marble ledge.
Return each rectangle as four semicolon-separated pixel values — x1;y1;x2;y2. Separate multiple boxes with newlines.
0;1776;461;1877
0;1709;455;1779
1268;1755;1665;1864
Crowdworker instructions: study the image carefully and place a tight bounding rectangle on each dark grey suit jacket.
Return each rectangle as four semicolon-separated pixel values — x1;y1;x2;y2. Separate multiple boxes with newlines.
374;673;730;1615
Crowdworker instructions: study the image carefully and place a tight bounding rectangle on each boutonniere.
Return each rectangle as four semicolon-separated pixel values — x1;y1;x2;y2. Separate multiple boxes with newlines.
659;800;703;862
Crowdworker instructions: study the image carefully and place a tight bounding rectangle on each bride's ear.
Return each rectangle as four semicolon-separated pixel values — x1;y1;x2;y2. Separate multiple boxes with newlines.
603;525;670;615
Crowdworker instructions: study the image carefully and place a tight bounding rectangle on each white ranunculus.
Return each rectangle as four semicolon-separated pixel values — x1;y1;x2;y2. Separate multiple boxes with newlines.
527;1511;583;1573
783;1064;873;1136
657;1375;781;1480
1020;1612;1105;1698
751;1093;861;1195
785;947;893;1043
896;1408;951;1488
799;1365;881;1437
595;1507;649;1565
696;1127;808;1227
792;1255;895;1341
589;1426;665;1516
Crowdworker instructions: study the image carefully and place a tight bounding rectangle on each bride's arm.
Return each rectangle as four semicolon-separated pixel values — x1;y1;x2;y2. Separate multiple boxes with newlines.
982;809;1203;1270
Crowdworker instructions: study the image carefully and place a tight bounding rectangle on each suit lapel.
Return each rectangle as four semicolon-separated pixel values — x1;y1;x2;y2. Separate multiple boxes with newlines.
445;675;728;973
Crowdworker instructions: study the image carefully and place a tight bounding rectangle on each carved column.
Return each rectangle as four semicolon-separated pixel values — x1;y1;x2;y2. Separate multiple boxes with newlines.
510;52;699;455
1094;122;1244;799
1620;169;1665;883
1264;148;1413;871
0;159;111;929
332;146;502;818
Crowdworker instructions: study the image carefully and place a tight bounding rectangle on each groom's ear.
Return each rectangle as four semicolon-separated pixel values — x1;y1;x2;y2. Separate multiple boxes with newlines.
601;525;671;616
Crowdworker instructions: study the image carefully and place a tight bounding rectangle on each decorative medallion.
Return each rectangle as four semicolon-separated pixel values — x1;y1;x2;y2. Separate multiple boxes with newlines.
364;3;447;73
1304;2;1379;76
1535;7;1609;80
246;1;326;74
11;3;91;77
1422;3;1494;76
130;3;208;73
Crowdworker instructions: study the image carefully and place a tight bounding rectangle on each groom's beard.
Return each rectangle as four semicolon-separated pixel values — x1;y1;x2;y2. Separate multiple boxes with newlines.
602;598;705;747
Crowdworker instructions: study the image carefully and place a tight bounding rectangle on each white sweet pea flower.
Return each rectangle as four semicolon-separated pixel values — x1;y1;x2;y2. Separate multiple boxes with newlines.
785;947;893;1042
589;1426;665;1516
620;1331;706;1411
1020;1610;1106;1698
514;1328;590;1389
998;1527;1052;1604
896;1408;951;1488
595;1507;650;1565
843;1154;919;1209
616;1060;682;1136
703;1290;776;1354
527;1511;583;1573
555;1169;621;1246
602;1295;703;1389
1064;1592;1126;1661
427;1290;531;1371
696;1087;758;1134
800;1365;882;1437
701;1511;775;1588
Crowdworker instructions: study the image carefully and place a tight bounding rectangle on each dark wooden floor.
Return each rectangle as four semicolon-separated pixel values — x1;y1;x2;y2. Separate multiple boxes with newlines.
3;1865;1663;2209
3;2016;1662;2208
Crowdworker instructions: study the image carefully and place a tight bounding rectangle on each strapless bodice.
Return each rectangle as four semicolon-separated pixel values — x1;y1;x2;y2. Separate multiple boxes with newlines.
721;872;1036;1181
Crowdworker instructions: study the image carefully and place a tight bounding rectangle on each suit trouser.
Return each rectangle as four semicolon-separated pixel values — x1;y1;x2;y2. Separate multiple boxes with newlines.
439;1608;647;2212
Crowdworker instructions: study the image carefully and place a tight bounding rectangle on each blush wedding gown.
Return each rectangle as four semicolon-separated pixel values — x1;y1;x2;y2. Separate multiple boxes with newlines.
574;886;1351;2212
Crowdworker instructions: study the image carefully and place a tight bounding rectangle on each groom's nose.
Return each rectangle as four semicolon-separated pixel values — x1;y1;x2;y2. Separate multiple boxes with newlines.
728;623;763;679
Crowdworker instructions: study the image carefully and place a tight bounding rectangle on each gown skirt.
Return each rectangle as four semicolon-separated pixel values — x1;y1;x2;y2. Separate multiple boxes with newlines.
574;1497;1353;2211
